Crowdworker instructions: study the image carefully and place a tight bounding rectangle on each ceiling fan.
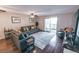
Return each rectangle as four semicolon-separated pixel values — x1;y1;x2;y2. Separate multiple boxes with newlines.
29;13;38;19
29;13;39;23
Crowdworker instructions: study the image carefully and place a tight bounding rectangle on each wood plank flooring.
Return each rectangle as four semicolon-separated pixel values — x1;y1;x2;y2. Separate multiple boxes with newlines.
0;39;19;53
42;35;63;53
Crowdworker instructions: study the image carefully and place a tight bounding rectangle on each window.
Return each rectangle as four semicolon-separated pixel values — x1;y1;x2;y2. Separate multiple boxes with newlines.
44;17;58;32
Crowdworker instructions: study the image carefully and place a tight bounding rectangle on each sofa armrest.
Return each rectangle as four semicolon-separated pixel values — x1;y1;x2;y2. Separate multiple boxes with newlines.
20;36;35;52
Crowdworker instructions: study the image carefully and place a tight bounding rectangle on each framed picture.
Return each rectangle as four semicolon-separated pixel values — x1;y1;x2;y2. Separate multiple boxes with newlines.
11;16;21;23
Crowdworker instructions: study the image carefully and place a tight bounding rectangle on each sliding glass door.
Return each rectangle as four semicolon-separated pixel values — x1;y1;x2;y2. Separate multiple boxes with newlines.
44;17;58;33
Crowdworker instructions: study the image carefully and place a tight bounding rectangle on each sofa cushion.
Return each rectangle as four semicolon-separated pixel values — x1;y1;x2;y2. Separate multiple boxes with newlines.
30;28;40;34
21;26;30;32
19;33;26;40
30;25;36;30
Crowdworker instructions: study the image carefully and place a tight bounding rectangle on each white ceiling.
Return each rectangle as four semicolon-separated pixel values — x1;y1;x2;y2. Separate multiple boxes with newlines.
0;5;79;16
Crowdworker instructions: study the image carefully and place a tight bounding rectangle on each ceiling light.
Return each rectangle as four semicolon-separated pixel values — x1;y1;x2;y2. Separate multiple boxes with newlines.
30;13;34;18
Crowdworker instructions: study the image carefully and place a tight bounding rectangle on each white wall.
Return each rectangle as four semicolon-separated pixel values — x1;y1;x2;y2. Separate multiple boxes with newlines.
38;13;77;31
38;16;45;30
57;13;76;31
0;12;34;39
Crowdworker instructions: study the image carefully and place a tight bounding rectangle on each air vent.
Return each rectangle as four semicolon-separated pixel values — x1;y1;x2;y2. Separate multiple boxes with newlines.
0;10;6;13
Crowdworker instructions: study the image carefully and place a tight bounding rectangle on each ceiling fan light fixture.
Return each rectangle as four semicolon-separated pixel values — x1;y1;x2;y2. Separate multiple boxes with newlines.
30;13;34;18
29;13;38;19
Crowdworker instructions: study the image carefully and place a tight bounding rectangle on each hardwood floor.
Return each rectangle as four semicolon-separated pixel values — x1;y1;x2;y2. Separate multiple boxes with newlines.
0;35;63;53
0;39;42;53
0;39;19;53
42;35;63;53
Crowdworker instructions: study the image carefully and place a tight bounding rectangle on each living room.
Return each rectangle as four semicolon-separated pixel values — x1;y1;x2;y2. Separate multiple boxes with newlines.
0;5;79;53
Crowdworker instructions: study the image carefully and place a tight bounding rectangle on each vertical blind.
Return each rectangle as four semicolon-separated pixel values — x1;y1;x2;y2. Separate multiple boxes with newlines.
44;17;58;32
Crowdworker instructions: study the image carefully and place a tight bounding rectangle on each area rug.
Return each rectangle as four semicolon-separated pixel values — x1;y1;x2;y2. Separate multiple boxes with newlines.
31;32;55;50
